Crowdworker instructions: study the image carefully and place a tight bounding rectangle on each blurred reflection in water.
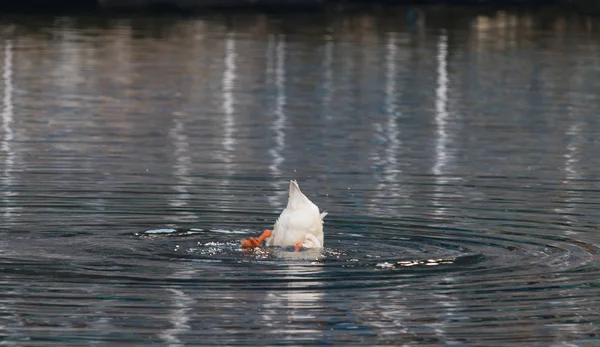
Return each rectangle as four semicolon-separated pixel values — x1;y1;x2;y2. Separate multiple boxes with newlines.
268;34;287;208
2;40;15;222
433;30;452;219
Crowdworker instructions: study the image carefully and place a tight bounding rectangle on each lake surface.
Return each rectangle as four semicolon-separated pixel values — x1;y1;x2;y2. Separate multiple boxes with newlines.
1;6;600;346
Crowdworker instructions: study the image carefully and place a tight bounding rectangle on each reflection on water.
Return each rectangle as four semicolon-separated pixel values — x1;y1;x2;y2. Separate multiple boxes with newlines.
262;258;325;343
160;267;195;347
268;34;287;208
221;32;236;171
2;39;15;222
168;116;196;224
432;30;452;219
433;31;448;179
370;31;402;216
1;6;600;346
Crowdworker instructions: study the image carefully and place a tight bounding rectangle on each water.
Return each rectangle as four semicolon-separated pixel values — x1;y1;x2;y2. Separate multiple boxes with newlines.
1;6;600;346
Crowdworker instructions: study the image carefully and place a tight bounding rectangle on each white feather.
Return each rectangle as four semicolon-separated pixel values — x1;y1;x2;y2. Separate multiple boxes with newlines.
266;180;326;248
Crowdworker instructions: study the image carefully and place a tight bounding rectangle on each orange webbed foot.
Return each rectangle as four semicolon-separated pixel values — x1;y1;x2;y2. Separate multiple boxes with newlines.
241;229;272;248
241;237;259;248
294;241;303;252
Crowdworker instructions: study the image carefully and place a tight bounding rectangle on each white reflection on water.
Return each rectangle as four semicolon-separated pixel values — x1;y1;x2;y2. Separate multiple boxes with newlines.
558;105;583;234
371;32;402;214
221;32;237;177
432;31;453;217
429;285;462;344
0;43;15;337
268;34;287;208
262;257;324;340
429;32;463;342
160;288;192;347
2;40;16;221
564;120;582;182
433;31;449;179
168;117;196;224
160;268;195;347
382;32;400;186
223;32;236;157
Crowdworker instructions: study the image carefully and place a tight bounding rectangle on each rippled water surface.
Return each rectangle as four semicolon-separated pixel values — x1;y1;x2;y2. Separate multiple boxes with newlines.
1;6;600;346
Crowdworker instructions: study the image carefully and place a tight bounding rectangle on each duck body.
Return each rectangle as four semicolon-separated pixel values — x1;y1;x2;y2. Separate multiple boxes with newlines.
266;180;327;249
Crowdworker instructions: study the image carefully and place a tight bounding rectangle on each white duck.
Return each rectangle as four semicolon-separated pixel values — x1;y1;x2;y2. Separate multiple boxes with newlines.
266;180;327;251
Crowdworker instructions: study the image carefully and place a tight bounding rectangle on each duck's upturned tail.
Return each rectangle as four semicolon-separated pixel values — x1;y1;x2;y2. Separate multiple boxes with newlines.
287;180;313;209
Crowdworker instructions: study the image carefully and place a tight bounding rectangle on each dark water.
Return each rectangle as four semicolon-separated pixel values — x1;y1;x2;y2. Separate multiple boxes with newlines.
1;6;600;346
